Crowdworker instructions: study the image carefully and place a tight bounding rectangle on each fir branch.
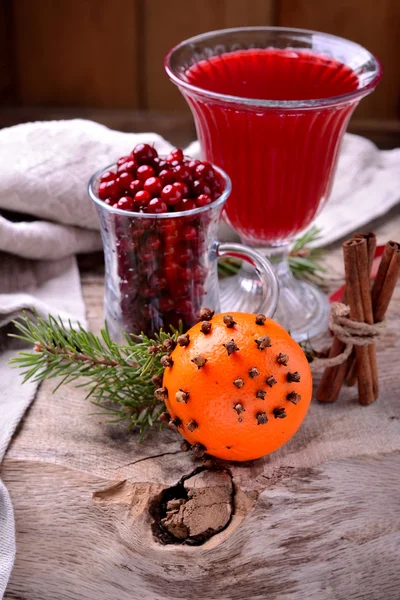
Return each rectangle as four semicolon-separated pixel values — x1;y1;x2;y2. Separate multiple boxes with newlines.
218;226;326;282
9;313;181;434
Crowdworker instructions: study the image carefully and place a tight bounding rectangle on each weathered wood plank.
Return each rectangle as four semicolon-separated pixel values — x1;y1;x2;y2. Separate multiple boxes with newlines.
2;206;400;599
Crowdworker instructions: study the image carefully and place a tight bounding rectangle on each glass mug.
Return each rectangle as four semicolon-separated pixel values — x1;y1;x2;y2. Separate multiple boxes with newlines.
88;162;278;341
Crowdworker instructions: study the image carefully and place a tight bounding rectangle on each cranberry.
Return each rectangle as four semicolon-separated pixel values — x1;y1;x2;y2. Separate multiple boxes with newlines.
164;260;180;281
117;159;137;175
104;197;116;206
175;298;193;314
120;278;138;296
159;169;176;185
192;179;211;196
145;234;161;251
149;273;167;290
146;198;168;214
158;220;180;235
175;198;196;212
143;176;162;196
173;164;193;183
99;179;119;200
173;280;191;297
196;193;212;207
195;162;215;181
141;249;156;263
117;155;130;167
158;296;174;312
116;193;134;210
137;164;155;182
117;236;136;253
166;148;183;162
138;261;154;276
118;172;134;192
193;263;207;281
178;266;192;280
129;179;143;196
175;246;194;264
100;170;117;183
181;225;197;241
134;190;151;209
132;143;158;165
161;183;182;206
188;159;201;170
164;232;179;249
173;181;189;198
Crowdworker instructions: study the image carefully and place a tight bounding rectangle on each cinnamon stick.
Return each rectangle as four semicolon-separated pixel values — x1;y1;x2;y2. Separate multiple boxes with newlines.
342;238;375;405
371;240;400;322
346;239;400;390
316;232;376;403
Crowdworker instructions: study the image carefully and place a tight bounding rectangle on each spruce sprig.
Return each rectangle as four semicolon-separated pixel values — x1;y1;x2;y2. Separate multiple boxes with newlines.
218;226;326;282
9;313;180;433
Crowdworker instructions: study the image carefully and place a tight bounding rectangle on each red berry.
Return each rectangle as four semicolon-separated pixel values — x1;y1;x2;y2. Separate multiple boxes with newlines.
193;263;207;281
161;183;182;206
141;249;156;263
158;220;180;235
116;196;135;211
143;176;162;196
173;181;189;198
149;273;167;290
181;225;197;240
166;148;184;162
178;266;192;280
146;198;168;214
104;197;116;206
143;303;158;318
175;198;196;212
196;193;212;207
145;234;161;251
132;143;158;165
117;159;137;175
173;280;191;297
195;162;215;181
137;164;155;181
175;298;193;314
134;190;151;209
129;179;143;195
159;169;176;185
175;246;194;264
153;157;169;172
173;164;193;183
100;170;117;183
192;179;211;196
117;155;130;167
158;296;174;312
188;159;201;170
118;172;134;191
99;179;119;200
164;260;180;282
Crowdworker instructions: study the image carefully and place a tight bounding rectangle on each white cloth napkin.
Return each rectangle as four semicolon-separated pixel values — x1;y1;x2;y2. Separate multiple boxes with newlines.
0;120;175;598
0;119;400;597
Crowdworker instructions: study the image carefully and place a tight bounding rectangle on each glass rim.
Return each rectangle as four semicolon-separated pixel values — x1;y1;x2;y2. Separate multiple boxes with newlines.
164;26;383;110
88;161;232;219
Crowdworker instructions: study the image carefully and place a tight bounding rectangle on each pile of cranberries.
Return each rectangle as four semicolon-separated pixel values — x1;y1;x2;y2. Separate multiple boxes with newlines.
96;143;224;336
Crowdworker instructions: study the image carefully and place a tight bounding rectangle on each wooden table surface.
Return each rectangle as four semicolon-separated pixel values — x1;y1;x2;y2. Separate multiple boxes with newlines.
2;206;400;599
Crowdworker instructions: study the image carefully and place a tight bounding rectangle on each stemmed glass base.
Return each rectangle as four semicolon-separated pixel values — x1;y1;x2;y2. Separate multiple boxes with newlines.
219;245;329;342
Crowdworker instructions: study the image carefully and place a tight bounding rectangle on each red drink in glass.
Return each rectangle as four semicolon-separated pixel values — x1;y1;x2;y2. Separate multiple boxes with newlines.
185;49;359;244
165;28;382;340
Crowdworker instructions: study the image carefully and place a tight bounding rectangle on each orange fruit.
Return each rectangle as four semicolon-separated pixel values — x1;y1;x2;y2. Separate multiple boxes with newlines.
162;310;312;461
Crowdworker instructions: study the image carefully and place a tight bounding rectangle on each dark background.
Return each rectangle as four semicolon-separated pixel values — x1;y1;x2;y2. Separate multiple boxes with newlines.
1;0;399;148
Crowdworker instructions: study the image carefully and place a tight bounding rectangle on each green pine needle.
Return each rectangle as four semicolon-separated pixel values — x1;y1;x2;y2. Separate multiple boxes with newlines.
9;313;181;434
218;226;326;282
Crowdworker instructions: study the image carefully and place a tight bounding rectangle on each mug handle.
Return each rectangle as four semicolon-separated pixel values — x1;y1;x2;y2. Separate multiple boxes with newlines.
215;242;279;318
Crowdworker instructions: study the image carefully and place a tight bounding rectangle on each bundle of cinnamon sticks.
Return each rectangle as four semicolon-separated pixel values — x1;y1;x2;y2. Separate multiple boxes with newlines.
317;234;400;405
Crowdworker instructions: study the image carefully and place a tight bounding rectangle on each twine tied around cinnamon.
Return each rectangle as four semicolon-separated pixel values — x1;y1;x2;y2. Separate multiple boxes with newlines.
310;302;385;370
